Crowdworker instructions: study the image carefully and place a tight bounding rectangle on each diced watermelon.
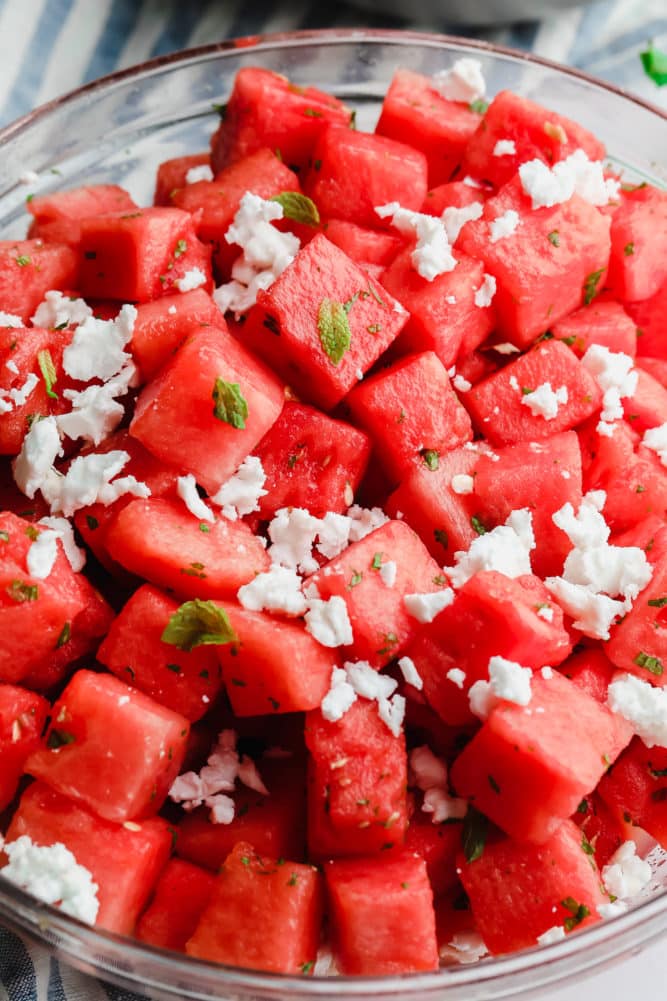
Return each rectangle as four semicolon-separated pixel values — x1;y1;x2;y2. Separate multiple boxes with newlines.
4;781;172;934
553;300;638;358
571;790;626;868
325;852;438;974
323;218;404;267
25;669;190;822
0;684;49;811
0;240;78;322
135;857;216;951
130;289;222;382
585;421;667;533
623;368;667;431
154;154;211;206
605;545;667;687
450;672;633;843
608;185;667;302
558;646;616;703
457;819;606;954
421;180;488;216
598;737;667;849
27;184;138;246
186;841;323;973
403;810;463;897
306;699;408;857
376;69;482;187
629;279;667;360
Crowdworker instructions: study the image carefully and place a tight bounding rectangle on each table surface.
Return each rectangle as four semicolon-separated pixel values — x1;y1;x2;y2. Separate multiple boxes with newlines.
0;0;665;998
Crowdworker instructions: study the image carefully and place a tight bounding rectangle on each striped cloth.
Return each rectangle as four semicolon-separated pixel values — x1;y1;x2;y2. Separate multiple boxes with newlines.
0;0;665;999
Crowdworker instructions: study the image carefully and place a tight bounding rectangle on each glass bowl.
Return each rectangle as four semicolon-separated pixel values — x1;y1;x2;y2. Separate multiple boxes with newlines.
0;27;666;1001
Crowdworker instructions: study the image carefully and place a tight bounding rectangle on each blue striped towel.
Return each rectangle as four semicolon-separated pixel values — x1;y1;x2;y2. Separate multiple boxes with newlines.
0;0;665;998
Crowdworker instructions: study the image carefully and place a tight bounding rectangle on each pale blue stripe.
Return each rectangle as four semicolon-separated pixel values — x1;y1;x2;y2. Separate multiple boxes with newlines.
83;1;146;85
2;0;75;122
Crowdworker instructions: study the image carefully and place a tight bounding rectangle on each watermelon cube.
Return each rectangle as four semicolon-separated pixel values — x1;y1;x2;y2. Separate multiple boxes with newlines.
154;154;211;206
130;288;222;382
323;218;403;267
0;684;50;811
553;299;638;358
598;737;667;849
27;184;138;246
572;791;626;868
135;857;215;951
608;185;667;303
0;240;77;322
606;545;667;687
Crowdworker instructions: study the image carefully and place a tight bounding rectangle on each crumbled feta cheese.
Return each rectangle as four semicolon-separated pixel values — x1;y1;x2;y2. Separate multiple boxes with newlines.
321;667;358;722
581;345;637;427
375;202;457;280
237;565;308;616
2;835;99;925
602;841;652;899
410;746;449;791
442;201;484;244
432;58;486;103
445;932;488;964
45;450;150;518
379;559;397;588
38;516;85;572
13;415;63;499
377;693;406;737
32;290;92;330
0;372;39;413
404;588;455;623
26;528;60;579
474;273;496;308
541;666;554;679
62;304;136;383
447;667;466;689
422;787;468;823
552;490;609;548
642;423;667;467
463;175;483;189
537;925;566;945
398;655;423;690
598;900;628;919
211;455;267;521
493;139;517;157
608;674;667;748
469;655;533;719
537;605;554;622
563;541;652;601
177;474;214;523
57;363;136;445
453;374;472;392
175;267;207;293
346;660;397;701
316;512;353;560
545;578;626;640
451;473;474;495
448;508;535;588
207;795;236;825
305;596;353;648
214;193;300;315
0;311;23;328
489;209;521;243
445;294;457;305
519;150;619;210
521;382;568;420
346;504;389;542
267;506;321;574
493;342;521;355
185;164;214;184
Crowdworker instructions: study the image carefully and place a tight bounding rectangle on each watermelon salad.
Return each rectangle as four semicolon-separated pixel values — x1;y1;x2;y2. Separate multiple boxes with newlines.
0;56;666;977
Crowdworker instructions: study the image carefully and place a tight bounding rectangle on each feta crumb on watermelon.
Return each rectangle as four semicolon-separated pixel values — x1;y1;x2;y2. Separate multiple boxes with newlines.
404;589;455;623
451;473;474;494
321;666;357;722
31;290;92;330
521;382;568;421
474;274;496;308
519;149;620;210
537;925;566;945
468;655;533;719
448;508;535;588
177;474;215;523
607;673;667;748
493;140;517;157
347;504;389;542
237;565;308;616
185;164;214;184
211;455;267;520
377;692;406;737
48;451;151;517
2;835;99;925
489;209;521;243
379;560;397;587
317;512;353;560
58;362;136;445
445;932;488;963
432;58;486;103
0;310;23;327
398;655;423;690
305;596;354;648
0;372;38;413
446;667;466;689
375;202;457;281
581;344;637;426
37;515;85;571
642;423;667;467
601;840;652;899
62;304;136;382
26;528;59;579
453;373;472;392
13;415;63;498
409;746;466;823
345;661;397;701
320;661;405;735
175;267;207;293
267;507;321;574
441;201;483;243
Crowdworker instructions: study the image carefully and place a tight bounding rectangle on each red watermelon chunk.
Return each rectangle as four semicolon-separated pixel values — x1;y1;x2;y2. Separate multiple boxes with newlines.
559;646;617;703
306;699;408;858
629;279;667;360
457;819;606;955
130;289;222;382
450;671;633;843
402;810;463;898
375;68;482;187
553;299;638;358
623;368;667;432
345;351;473;482
325;852;438;974
598;737;667;849
572;790;626;868
585;421;667;533
608;185;667;303
0;684;50;811
25;668;190;822
241;234;407;410
0;240;78;322
130;325;284;494
4;781;172;934
136;857;215;951
27;184;138;247
464;339;602;446
605;545;667;687
186;841;323;973
323;218;404;267
153;154;211;206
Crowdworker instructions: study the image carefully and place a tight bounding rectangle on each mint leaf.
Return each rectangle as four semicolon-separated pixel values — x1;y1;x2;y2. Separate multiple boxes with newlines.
463;806;488;863
317;298;351;366
37;349;58;399
7;580;38;603
212;378;248;429
640;44;667;86
271;191;320;227
583;268;605;306
633;650;663;676
162;599;238;652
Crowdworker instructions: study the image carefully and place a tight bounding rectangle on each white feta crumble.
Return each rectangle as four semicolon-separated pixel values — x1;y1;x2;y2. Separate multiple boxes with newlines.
185;164;214;184
537;925;566;946
62;304;136;383
521;382;568;421
493;139;517;157
422;786;468;823
453;374;472;392
607;674;667;748
379;559;397;588
441;201;484;244
446;667;466;689
468;655;533;719
305;596;353;648
445;294;457;305
32;290;92;330
37;516;85;572
2;835;99;925
602;841;652;900
0;311;23;327
175;267;207;293
404;588;455;623
57;363;136;445
346;660;397;701
489;209;521;243
493;342;521;355
213;192;299;315
410;746;467;823
537;605;554;623
474;273;496;308
13;415;63;499
346;504;389;542
267;506;321;574
377;692;406;737
26;528;60;579
320;667;358;722
44;450;150;518
642;423;667;468
448;508;535;588
0;372;39;413
598;900;628;919
237;565;307;616
451;473;474;495
211;455;267;521
445;932;488;964
541;666;554;679
177;474;215;523
432;58;486;103
519;150;619;210
375;202;457;280
581;345;637;427
316;512;353;560
545;579;626;641
398;655;423;690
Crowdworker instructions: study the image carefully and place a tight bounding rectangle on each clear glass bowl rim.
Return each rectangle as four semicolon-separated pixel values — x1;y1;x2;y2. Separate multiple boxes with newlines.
0;25;665;1000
